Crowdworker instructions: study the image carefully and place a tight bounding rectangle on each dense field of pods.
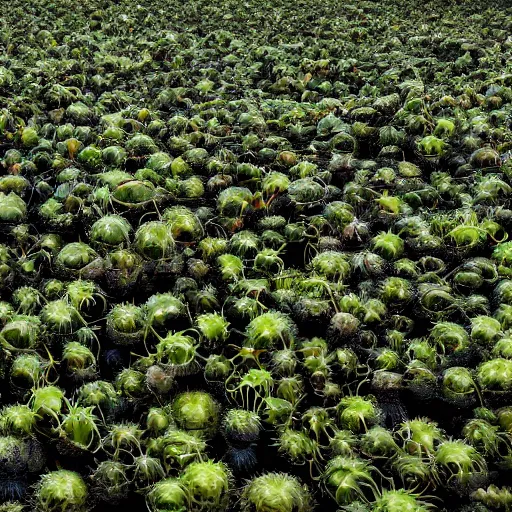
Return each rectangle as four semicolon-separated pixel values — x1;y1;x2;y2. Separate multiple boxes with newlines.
3;0;512;510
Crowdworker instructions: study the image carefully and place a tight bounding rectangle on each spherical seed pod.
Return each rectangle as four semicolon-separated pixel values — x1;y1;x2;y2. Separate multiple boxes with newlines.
0;265;14;294
389;314;415;334
229;369;275;413
144;293;186;332
181;460;232;512
225;296;260;326
262;172;290;197
245;311;296;350
62;342;97;382
253;248;285;274
170;155;193;178
41;301;86;340
90;214;132;248
106;303;145;346
310;251;351;281
260;397;292;427
66;280;106;318
177;176;204;199
0;405;38;437
362;299;387;325
417;135;447;157
135;221;175;260
373;489;434;512
35;470;87;512
463;419;501;456
276;376;304;405
360;425;401;458
258;215;287;233
10;353;44;390
352;251;386;278
371;231;405;260
198;237;228;261
39;234;63;256
0;301;14;325
146;151;172;173
328;429;358;457
0;192;26;224
77;380;119;417
103;422;144;460
101;145;127;168
229;230;260;259
303;351;331;391
30;386;64;420
55;242;99;278
163;206;203;242
217;254;244;282
379;277;413;306
172;391;220;438
470;147;500;168
372;348;401;371
217;187;253;217
38;198;74;231
477;358;512;392
1;315;41;350
146;478;187;512
492;337;512;359
104;248;142;296
222;409;261;444
323;455;379;505
207;173;233;193
435;439;487;485
492;243;512;278
196;312;230;347
125;134;158;156
90;460;129;505
398;418;445;457
146;407;171;436
453;268;484;291
430;321;469;355
494;305;512;332
187;286;220;314
241;472;312;512
260;229;286;250
271;349;298;377
288;178;325;204
204;354;232;382
337;396;379;433
277;428;316;464
154;332;199;377
286;293;321;324
494;280;512;305
495;406;512;438
59;404;101;453
403;362;439;404
115;368;147;399
342;219;371;246
328;312;360;344
394;258;419;279
133;454;165;489
392;453;437;492
407;339;437;368
470;315;502;346
150;429;207;471
12;286;43;315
